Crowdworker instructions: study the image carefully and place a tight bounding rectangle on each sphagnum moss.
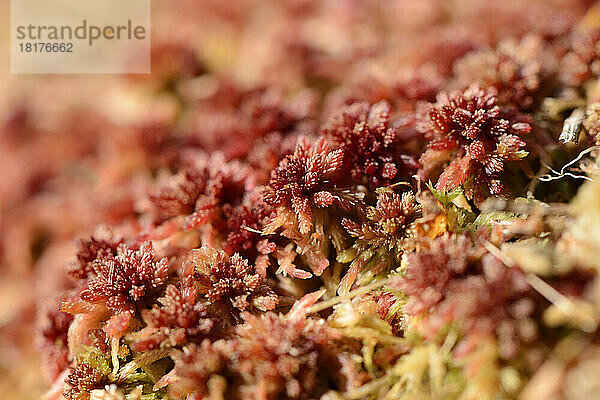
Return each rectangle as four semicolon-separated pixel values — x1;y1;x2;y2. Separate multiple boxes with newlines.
2;1;600;400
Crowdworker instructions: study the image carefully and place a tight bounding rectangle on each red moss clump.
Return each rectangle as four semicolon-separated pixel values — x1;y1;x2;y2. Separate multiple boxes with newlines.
263;137;359;234
232;313;346;399
69;235;123;280
63;362;108;400
171;312;360;400
170;340;229;400
246;132;300;184
322;100;418;188
397;234;535;359
149;167;208;225
399;234;470;314
417;84;531;203
453;35;547;110
434;255;534;358
186;247;279;315
338;189;421;293
221;200;274;259
130;284;215;351
181;154;253;232
342;190;421;258
79;241;169;312
149;153;252;230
